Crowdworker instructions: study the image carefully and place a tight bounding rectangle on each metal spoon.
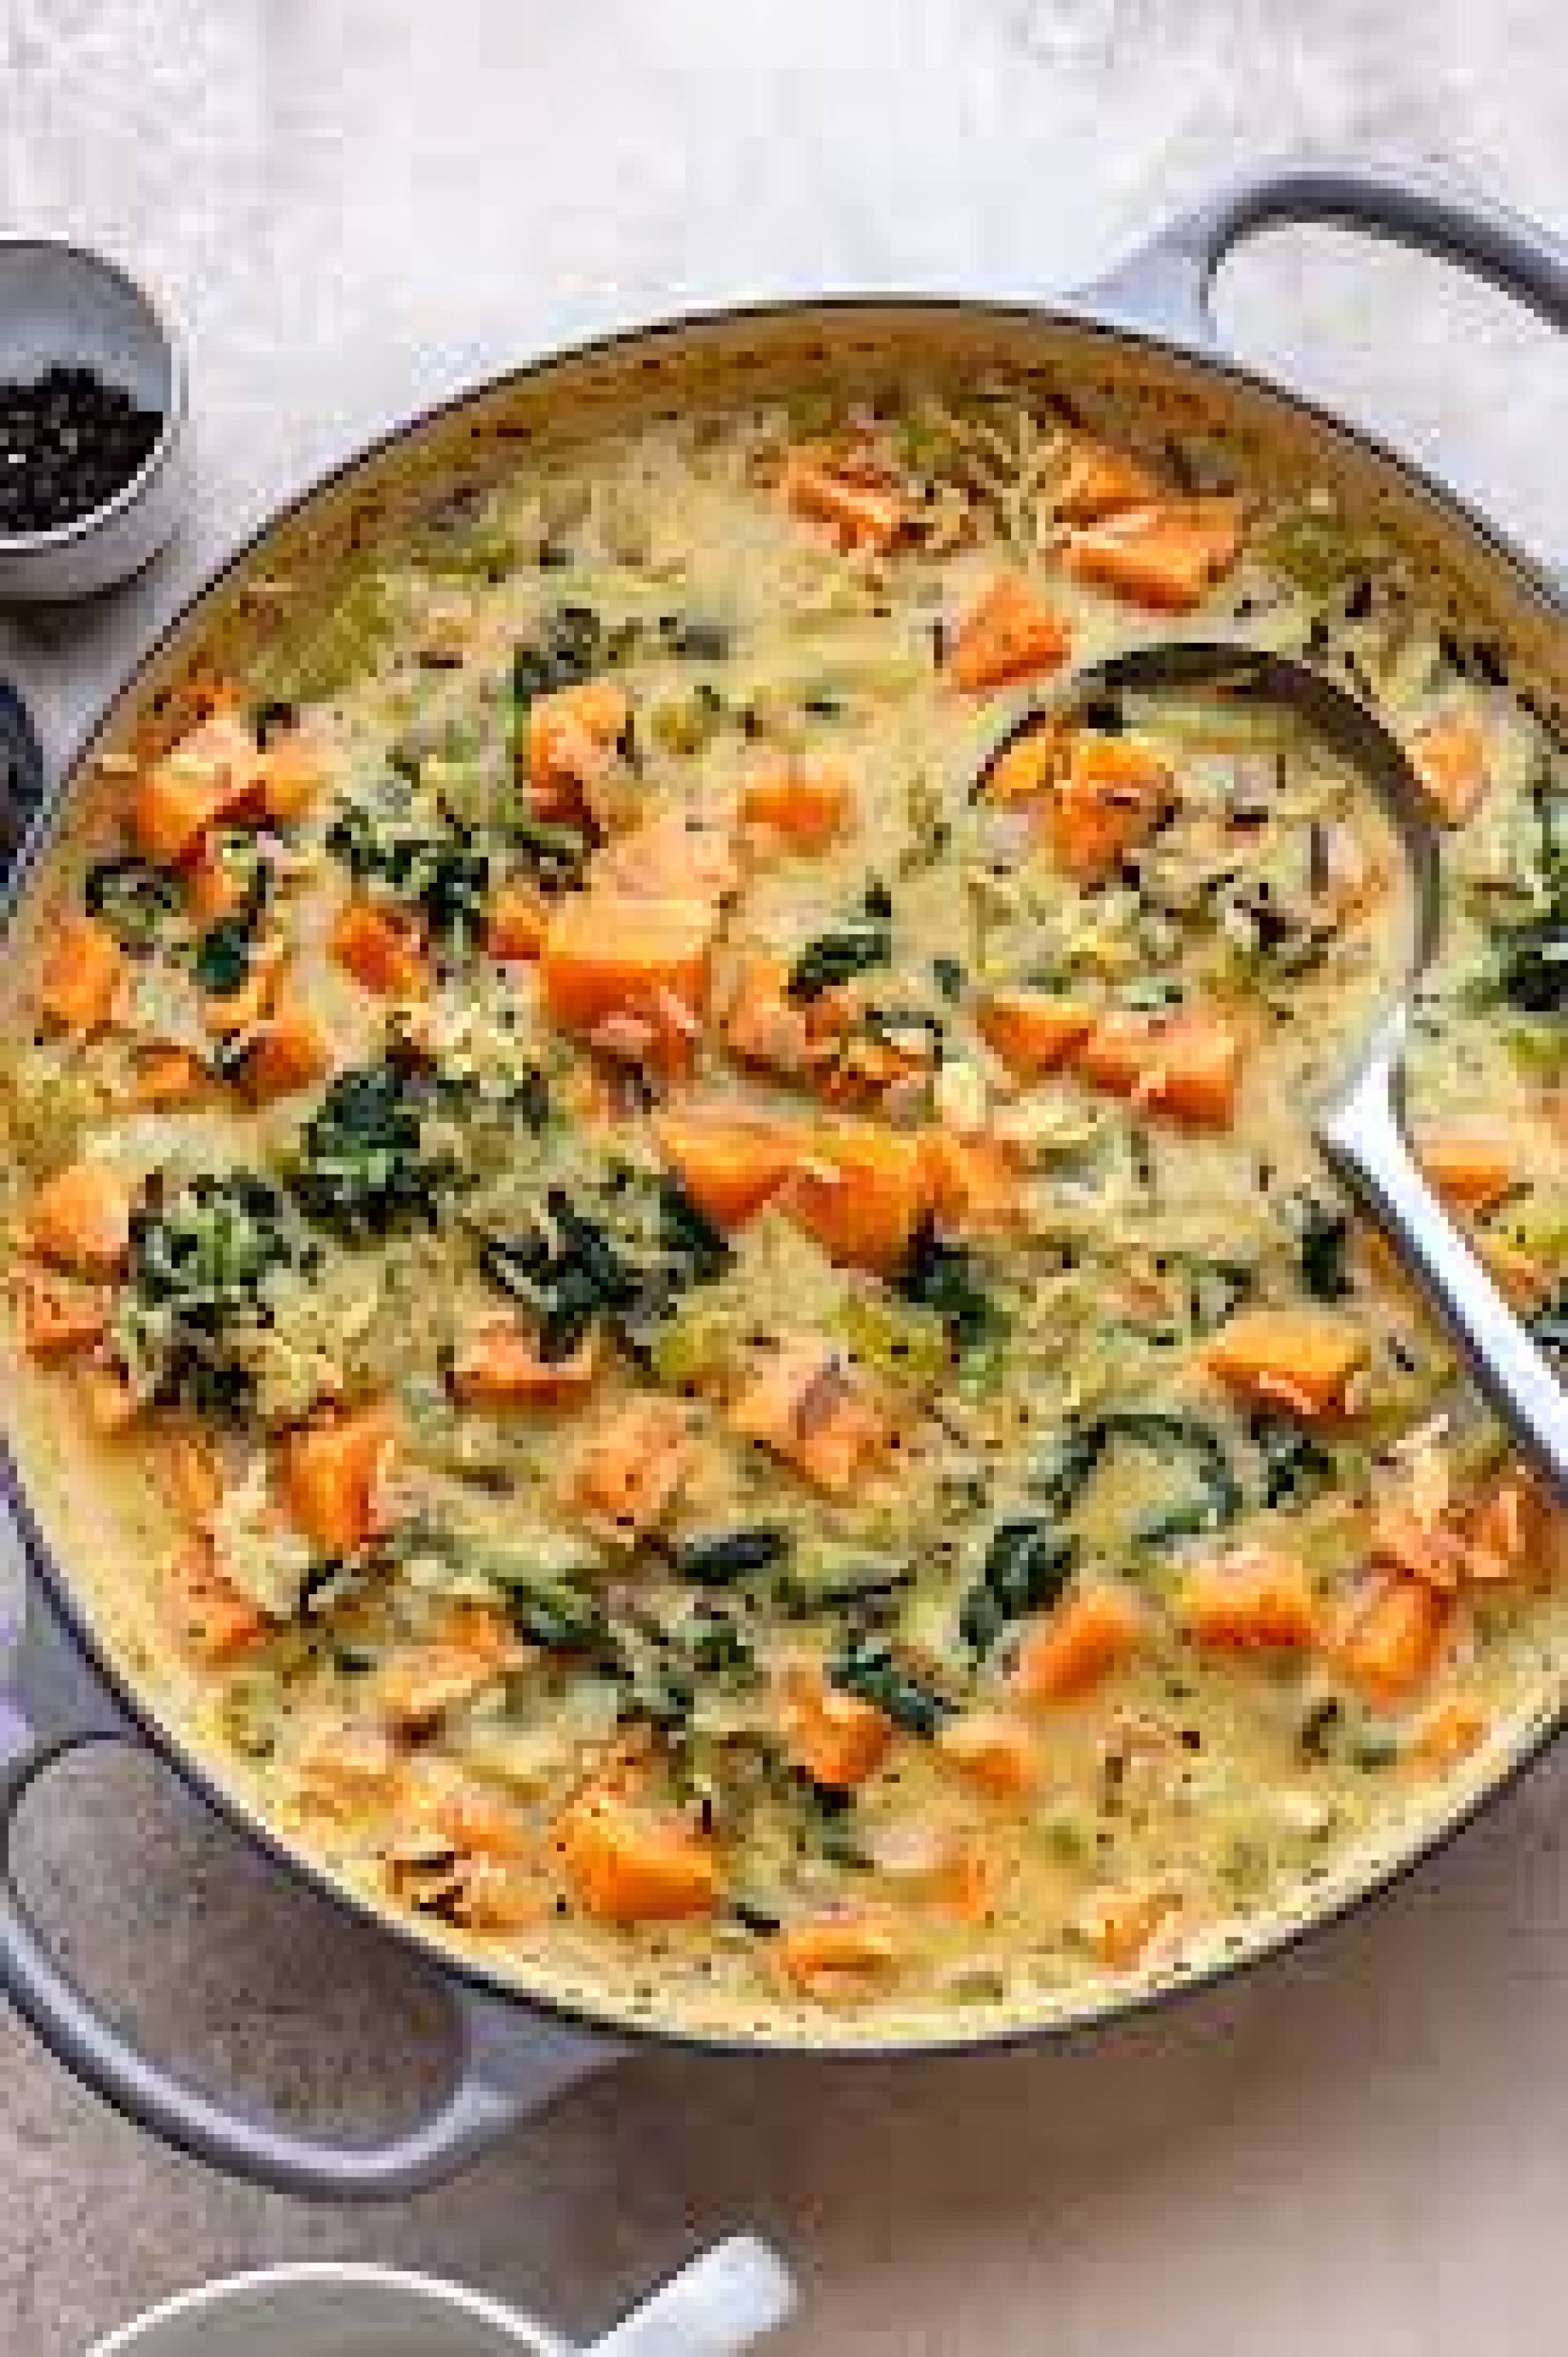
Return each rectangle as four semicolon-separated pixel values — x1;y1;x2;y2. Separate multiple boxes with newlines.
982;639;1568;1499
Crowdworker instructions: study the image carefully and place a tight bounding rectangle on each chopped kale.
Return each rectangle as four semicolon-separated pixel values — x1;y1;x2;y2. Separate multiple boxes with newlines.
1294;1193;1354;1300
786;925;892;1002
325;800;489;945
960;1517;1076;1659
511;604;609;706
828;1636;952;1738
898;1217;1002;1363
126;1172;296;1415
678;1526;791;1588
83;855;181;954
191;855;270;996
287;1061;454;1239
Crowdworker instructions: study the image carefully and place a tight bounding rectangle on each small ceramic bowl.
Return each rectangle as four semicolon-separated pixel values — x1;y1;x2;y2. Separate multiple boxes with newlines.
84;2239;796;2357
0;235;189;601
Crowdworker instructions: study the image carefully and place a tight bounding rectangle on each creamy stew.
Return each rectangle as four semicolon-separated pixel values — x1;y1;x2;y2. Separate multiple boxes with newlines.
5;379;1568;2040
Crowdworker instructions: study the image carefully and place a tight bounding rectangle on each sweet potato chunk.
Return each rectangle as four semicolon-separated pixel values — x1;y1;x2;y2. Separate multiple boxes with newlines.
936;1709;1040;1797
1410;714;1488;825
729;1339;890;1495
237;996;331;1103
452;1319;599;1406
1205;1307;1366;1419
656;1109;796;1228
1080;1887;1177;1969
1465;1467;1549;1584
485;879;547;962
528;679;630;804
1079;1007;1241;1128
782;453;904;550
775;1916;902;1994
1178;1544;1316;1651
976;989;1094;1078
1409;1693;1488;1769
1046;733;1173;881
131;710;261;863
330;898;429;997
779;1660;893;1789
572;1396;690;1539
558;1788;719;1923
1420;1132;1514;1214
948;575;1071;693
920;1129;1018;1232
541;892;714;1072
15;1267;105;1357
782;1121;929;1275
1333;1575;1447;1704
983;723;1065;807
40;913;124;1033
1064;496;1243;612
1013;1584;1143;1702
163;1540;264;1665
280;1403;395;1554
130;1047;208;1109
742;757;853;850
27;1162;133;1276
1054;436;1160;524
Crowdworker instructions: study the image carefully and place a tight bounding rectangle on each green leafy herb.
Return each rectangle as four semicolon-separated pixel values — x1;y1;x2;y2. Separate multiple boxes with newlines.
83;856;180;954
287;1061;454;1239
960;1519;1076;1658
786;925;892;1002
828;1637;951;1738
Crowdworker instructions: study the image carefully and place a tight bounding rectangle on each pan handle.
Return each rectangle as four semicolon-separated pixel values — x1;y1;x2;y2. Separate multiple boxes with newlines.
1076;154;1568;351
0;1580;618;2200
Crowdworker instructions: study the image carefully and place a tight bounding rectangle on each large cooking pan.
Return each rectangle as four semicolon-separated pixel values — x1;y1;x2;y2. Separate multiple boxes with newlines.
2;159;1566;2202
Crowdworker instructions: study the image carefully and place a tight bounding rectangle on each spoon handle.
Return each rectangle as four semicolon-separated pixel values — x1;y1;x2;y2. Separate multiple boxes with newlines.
586;2239;795;2357
1317;1016;1568;1499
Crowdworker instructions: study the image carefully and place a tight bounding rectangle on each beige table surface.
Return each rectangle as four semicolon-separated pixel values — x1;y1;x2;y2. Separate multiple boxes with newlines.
2;3;1567;2350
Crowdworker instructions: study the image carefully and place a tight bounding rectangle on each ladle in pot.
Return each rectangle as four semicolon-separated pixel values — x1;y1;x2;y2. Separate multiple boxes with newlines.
980;640;1568;1499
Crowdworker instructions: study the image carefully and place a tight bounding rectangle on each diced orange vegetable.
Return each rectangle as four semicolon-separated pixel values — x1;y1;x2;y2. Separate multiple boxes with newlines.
729;1338;890;1496
724;954;813;1076
435;1784;530;1860
1465;1466;1549;1584
1080;1887;1177;1969
778;1659;893;1789
782;1121;929;1275
1205;1306;1366;1419
15;1267;105;1357
1477;1231;1551;1311
742;758;854;850
40;913;124;1033
656;1108;796;1228
775;1916;902;1994
528;679;630;803
541;892;714;1073
1054;436;1160;524
1409;1693;1488;1769
1371;1500;1466;1592
976;989;1094;1078
936;1709;1040;1797
591;804;740;903
186;842;248;928
130;1047;207;1109
158;1427;223;1526
948;574;1071;693
920;1128;1018;1232
1178;1544;1316;1651
78;1360;140;1433
452;1319;599;1406
1333;1575;1448;1704
1013;1584;1143;1703
782;453;904;551
485;880;548;962
27;1162;133;1276
983;722;1065;807
298;1723;399;1813
1420;1133;1515;1214
377;1643;503;1732
1065;496;1244;612
572;1396;690;1539
557;1787;719;1923
162;1539;264;1665
131;710;261;863
237;996;331;1103
280;1402;395;1554
1079;1007;1241;1128
1410;714;1488;825
1046;733;1173;881
253;734;320;823
330;897;429;998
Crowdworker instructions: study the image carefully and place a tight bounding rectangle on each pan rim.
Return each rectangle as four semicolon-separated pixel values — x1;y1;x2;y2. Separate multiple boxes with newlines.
3;285;1564;2067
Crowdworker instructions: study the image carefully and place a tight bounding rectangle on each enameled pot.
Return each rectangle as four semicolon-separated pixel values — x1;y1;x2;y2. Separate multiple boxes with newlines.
2;158;1565;2202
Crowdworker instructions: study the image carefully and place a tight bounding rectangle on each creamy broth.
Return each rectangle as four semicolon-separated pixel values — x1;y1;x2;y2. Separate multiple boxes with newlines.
5;377;1568;2042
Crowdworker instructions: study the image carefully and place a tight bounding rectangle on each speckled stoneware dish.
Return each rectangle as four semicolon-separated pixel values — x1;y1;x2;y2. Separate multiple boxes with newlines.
1;158;1564;2203
0;235;188;600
